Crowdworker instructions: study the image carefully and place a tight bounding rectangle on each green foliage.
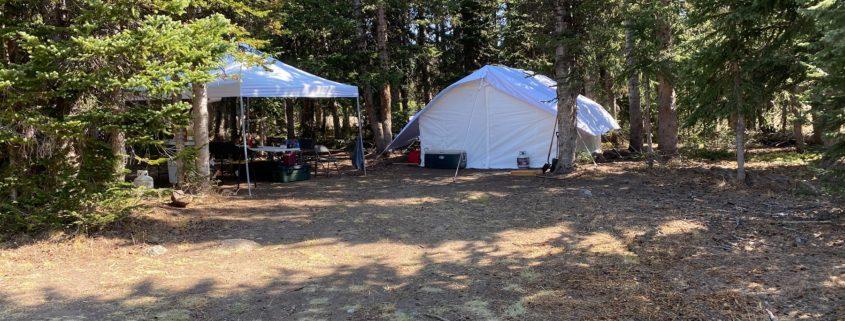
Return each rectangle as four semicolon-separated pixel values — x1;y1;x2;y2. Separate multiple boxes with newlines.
0;136;138;234
682;0;816;124
812;164;845;197
681;147;735;161
806;0;845;161
0;0;243;236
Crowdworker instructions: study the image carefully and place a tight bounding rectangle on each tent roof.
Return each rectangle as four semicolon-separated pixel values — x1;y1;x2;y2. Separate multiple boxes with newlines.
387;65;620;150
206;49;359;99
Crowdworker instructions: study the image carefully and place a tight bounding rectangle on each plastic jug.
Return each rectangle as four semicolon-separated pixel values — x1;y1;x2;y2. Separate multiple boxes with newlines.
517;151;530;169
133;170;155;189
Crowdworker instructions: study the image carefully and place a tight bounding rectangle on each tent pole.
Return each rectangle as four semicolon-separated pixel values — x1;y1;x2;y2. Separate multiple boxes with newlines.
355;97;366;176
239;96;253;196
453;80;484;182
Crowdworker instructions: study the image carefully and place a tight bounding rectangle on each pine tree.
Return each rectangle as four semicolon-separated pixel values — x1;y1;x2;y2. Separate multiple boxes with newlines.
553;0;586;174
655;0;679;156
807;0;845;163
0;1;240;231
684;0;817;182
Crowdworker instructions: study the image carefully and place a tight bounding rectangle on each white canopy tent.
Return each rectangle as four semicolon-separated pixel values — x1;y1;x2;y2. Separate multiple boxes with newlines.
205;53;360;99
199;47;365;195
386;65;620;169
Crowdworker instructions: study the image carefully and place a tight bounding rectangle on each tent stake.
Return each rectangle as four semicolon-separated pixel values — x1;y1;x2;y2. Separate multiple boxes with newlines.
452;152;463;183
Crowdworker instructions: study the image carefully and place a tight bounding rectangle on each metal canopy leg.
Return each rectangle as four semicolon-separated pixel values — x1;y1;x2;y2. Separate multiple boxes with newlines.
239;96;252;196
355;97;366;176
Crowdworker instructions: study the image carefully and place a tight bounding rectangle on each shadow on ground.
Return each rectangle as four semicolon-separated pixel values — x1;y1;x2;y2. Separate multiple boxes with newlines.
1;160;842;320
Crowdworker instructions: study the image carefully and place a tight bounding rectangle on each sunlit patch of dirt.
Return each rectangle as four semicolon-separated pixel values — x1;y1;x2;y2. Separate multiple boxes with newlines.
362;197;441;206
657;219;706;236
1;156;841;321
576;232;636;256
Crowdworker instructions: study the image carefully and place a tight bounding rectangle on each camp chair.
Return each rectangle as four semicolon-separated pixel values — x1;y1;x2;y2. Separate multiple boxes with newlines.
210;142;242;179
313;144;339;176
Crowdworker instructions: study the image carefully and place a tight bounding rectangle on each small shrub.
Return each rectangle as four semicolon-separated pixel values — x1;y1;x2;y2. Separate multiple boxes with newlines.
681;147;734;161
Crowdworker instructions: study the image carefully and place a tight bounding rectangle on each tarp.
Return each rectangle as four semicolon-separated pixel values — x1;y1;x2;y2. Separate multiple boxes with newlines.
206;50;359;99
386;65;620;169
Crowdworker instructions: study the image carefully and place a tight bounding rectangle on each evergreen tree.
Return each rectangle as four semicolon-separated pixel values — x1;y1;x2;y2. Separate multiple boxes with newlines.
553;0;587;174
684;0;817;182
0;1;239;231
807;0;845;162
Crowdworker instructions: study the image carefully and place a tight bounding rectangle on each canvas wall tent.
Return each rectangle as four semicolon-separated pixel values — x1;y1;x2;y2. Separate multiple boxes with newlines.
386;65;620;169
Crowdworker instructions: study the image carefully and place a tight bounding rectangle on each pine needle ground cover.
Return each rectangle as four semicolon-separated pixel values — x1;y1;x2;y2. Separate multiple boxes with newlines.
1;156;842;321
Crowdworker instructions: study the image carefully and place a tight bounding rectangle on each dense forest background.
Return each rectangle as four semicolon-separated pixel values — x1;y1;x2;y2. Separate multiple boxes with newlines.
1;0;843;234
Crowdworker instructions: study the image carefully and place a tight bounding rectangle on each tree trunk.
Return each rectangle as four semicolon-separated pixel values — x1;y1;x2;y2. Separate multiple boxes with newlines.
735;110;746;183
790;86;805;152
599;65;619;147
416;4;433;103
315;100;326;137
109;128;126;182
601;69;616;118
341;103;351;136
354;0;389;152
378;84;393;149
229;100;238;142
810;105;824;145
364;86;384;147
171;96;185;186
776;99;786;133
300;99;315;139
732;66;746;184
390;82;401;111
285;100;296;139
376;4;393;151
331;101;342;139
643;74;654;166
656;74;678;156
213;101;224;141
192;83;211;183
400;85;410;112
553;0;581;174
656;0;678;157
625;12;643;153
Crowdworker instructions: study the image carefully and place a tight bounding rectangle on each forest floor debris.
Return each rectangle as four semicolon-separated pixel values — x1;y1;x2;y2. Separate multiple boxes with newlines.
1;149;842;320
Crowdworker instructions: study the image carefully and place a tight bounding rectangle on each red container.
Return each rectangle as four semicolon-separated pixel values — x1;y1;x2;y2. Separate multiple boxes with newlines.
407;149;421;164
281;152;298;166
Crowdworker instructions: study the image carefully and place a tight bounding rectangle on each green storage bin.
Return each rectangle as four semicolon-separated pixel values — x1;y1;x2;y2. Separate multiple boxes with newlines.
272;164;311;183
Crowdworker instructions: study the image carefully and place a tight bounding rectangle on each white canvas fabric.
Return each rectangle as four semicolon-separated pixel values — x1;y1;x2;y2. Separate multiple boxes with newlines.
131;47;359;100
387;65;620;169
205;53;359;99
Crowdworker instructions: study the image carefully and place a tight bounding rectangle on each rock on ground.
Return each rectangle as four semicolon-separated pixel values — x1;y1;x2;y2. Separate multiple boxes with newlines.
144;245;168;256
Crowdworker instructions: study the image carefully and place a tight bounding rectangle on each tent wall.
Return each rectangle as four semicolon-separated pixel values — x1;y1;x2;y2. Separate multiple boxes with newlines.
419;80;602;169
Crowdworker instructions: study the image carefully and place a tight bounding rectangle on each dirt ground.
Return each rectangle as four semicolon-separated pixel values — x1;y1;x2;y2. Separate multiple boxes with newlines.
1;151;843;321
